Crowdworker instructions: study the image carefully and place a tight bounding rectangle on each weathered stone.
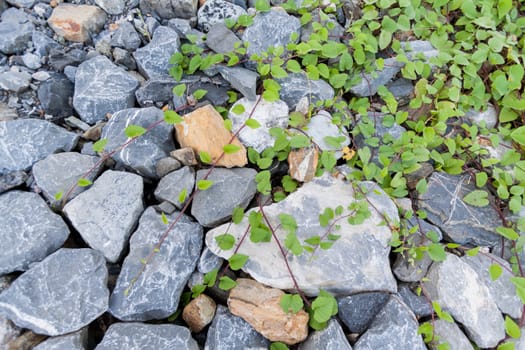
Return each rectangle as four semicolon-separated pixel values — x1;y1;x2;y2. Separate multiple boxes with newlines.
205;305;269;350
183;294;216;333
95;323;199;350
305;110;350;159
198;247;224;274
73;55;139;124
350;57;403;97
3;331;45;350
170;147;198;166
276;73;335;110
0;8;34;54
216;66;258;101
33;328;88;350
401;40;439;60
0;191;69;275
206;173;398;296
37;73;74;118
32;31;62;58
418;172;501;246
154;166;195;209
6;0;34;8
228;96;289;152
109;207;202;320
95;0;125;15
429;319;475;350
423;253;505;348
385;78;413;105
0;248;109;336
63;170;144;263
48;5;107;42
155;157;181;178
110;21;141;50
465;104;498;129
101;107;175;178
134;26;180;79
0;119;79;175
135;78;176;107
0;71;31;93
192;168;257;227
0;102;17;121
228;279;309;345
288;146;318;182
175;104;247;168
140;0;197;19
22;53;41;69
197;0;247;32
337;292;390;334
298;319;352;350
0;171;27;194
397;283;432;318
205;22;241;53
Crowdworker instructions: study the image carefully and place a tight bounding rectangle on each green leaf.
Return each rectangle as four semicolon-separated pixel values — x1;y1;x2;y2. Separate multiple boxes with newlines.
246;119;261;129
463;190;489;207
321;151;337;170
505;315;521;338
285;233;303;255
77;178;93;187
164;110;183;125
289;135;310;148
511;126;525;146
496;226;519;240
489;263;503;281
427;243;447;262
280;294;304;314
161;212;169;225
125;125;147;138
255;0;271;11
286;59;302;73
282;175;297;193
329;73;348;89
270;342;289;350
498;0;512;18
223;144;241;154
197;180;214;190
219;276;237;290
215;233;236;250
311;290;338;323
229;253;249;270
231;104;246;115
173;84;186;97
191;284;206;298
192;89;207;100
476;172;488;187
271;65;288;79
178;188;187;203
92;138;108;153
255;170;272;195
199;151;212;164
54;191;63;201
257;157;273;169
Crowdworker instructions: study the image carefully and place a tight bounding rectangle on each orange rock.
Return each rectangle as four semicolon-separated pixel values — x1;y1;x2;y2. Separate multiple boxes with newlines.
288;146;318;182
48;5;107;42
228;278;309;345
182;294;217;333
175;105;247;168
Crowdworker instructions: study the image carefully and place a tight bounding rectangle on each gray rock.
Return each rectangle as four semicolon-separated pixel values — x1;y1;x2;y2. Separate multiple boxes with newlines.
100;107;175;178
32;31;62;57
73;55;139;124
0;8;34;54
397;283;432;318
21;53;41;69
0;119;79;175
228;96;289;152
299;319;352;350
464;104;498;129
192;168;257;227
401;40;439;60
429;319;475;350
135;78;177;107
64;116;90;131
109;207;202;321
337;292;390;334
354;296;426;350
0;171;27;194
205;305;269;350
49;48;86;72
155;157;181;178
418;172;501;246
350;57;403;97
95;0;125;15
140;0;197;19
305;110;350;158
63;66;77;82
110;21;142;50
205;22;241;53
0;102;17;121
206;174;398;296
424;253;505;348
385;78;413;105
134;26;180;79
0;0;7;12
0;191;70;275
0;248;109;336
198;247;224;274
33;328;88;350
154;166;195;209
32;152;102;208
64;170;144;262
96;323;198;350
217;66;258;101
6;0;35;8
32;71;51;82
113;47;137;70
37;73;74;118
301;12;344;43
276;72;335;110
197;0;247;32
0;71;31;93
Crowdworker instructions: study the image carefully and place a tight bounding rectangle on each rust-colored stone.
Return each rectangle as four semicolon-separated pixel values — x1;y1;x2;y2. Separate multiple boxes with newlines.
48;5;107;42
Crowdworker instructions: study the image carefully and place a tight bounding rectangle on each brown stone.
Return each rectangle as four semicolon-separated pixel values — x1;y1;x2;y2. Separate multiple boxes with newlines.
182;294;217;333
170;147;198;166
228;278;309;345
288;146;318;182
48;5;107;42
174;105;247;168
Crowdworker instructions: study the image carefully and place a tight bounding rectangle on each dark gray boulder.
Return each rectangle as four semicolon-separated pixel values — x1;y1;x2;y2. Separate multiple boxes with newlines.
110;21;141;51
276;73;335;110
337;292;390;334
154;166;195;209
298;319;352;350
33;328;88;350
139;0;198;19
134;26;180;79
0;8;34;54
37;73;74;118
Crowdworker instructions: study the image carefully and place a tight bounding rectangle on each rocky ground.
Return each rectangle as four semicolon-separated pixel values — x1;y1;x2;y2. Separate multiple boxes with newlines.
0;0;523;349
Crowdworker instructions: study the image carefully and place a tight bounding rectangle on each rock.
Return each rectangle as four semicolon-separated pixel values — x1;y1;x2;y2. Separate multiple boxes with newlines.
95;0;125;15
100;107;175;178
135;78;177;107
109;207;203;321
298;319;352;350
418;172;501;246
134;26;180;79
464;104;498;129
33;328;88;350
207;174;398;296
155;157;181;177
0;71;31;93
0;119;79;175
397;283;432;318
205;23;241;53
385;78;413;105
0;102;17;121
65;116;91;131
154;166;195;209
110;21;142;50
228;96;289;153
216;66;258;101
423;253;505;348
304;110;350;158
49;49;86;73
170;147;198;166
337;292;390;334
140;0;197;19
198;247;224;274
64;170;144;262
183;294;216;333
0;191;69;275
0;315;21;349
288;146;319;183
197;0;247;32
3;331;45;350
0;171;27;194
228;279;309;345
350;57;403;97
301;11;344;42
32;152;102;208
428;319;475;350
22;53;41;69
192;168;257;227
113;47;137;70
276;73;335;110
0;248;109;336
0;8;34;54
48;5;106;42
6;0;34;8
353;296;426;350
95;323;198;350
175;104;247;168
32;31;62;57
401;40;439;60
37;73;74;118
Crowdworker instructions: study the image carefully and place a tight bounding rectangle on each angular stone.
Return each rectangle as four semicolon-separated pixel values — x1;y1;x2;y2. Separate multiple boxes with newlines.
0;119;79;175
95;0;125;15
154;166;195;209
385;78;413;105
100;107;175;178
228;279;309;345
0;191;69;275
110;21;141;50
0;71;31;93
401;40;439;60
22;53;42;70
73;55;139;124
337;292;390;334
134;26;180;79
32;31;62;57
429;319;475;350
397;283;432;318
140;0;197;19
301;12;344;43
205;23;241;53
350;57;403;97
305;110;350;159
32;152;102;209
228;96;289;152
109;207;203;320
197;0;247;32
418;172;501;246
0;102;17;122
216;66;258;101
198;247;224;274
170;147;198;166
33;328;88;350
183;294;216;333
135;78;176;107
0;248;109;336
354;297;426;350
37;73;74;118
423;254;505;348
288;146;318;183
6;0;34;8
63;170;144;263
206;174;398;295
49;48;86;72
0;8;34;54
465;104;498;129
192;168;257;227
175;104;247;168
155;157;181;177
95;323;198;349
298;319;352;350
48;5;107;42
276;73;335;110
0;171;27;194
